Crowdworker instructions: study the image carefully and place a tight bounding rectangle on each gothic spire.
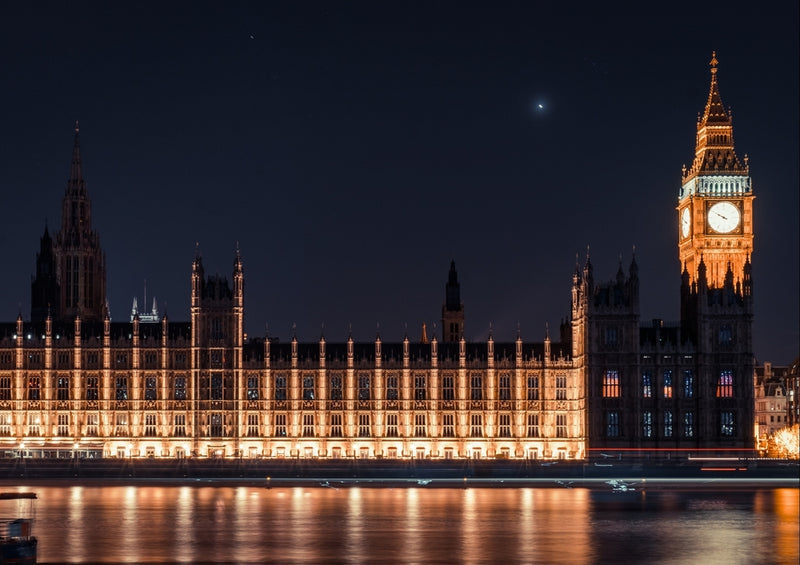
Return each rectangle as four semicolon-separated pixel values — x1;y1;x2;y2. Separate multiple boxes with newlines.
683;53;747;183
445;260;461;311
68;121;86;196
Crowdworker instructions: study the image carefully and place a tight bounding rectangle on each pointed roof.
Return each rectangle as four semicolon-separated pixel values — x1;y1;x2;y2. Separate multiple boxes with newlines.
683;53;748;182
67;121;87;196
444;259;462;311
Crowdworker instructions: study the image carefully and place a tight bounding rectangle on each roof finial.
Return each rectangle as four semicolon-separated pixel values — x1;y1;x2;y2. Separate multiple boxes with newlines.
74;120;80;134
710;51;718;76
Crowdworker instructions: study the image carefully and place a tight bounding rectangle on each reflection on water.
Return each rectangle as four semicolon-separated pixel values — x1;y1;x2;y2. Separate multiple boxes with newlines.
13;484;799;564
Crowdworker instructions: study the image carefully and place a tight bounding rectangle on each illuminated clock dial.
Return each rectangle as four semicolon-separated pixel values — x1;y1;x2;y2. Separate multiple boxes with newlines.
681;207;691;238
707;201;740;233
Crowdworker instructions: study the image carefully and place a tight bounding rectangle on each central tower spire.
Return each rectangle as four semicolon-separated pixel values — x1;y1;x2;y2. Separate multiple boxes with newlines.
441;260;464;343
53;123;107;323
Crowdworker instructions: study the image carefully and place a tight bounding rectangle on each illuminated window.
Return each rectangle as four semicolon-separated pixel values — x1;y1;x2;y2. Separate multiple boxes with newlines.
303;375;315;401
0;378;12;401
303;414;315;437
274;413;287;437
144;413;157;437
716;370;734;397
358;374;371;401
527;375;539;401
174;377;186;401
57;413;69;436
556;413;567;437
210;413;224;436
145;377;157;401
56;376;69;400
663;412;673;438
27;413;40;436
28;376;40;401
0;413;10;436
330;413;343;437
115;413;128;436
603;370;620;397
174;414;186;437
470;414;483;437
414;374;427;401
720;411;735;437
86;413;98;436
556;376;567;400
274;375;287;401
330;374;343;401
498;413;511;437
683;412;694;438
247;414;259;437
442;413;455;437
498;374;511;401
642;411;653;438
385;413;398;437
606;411;620;437
247;376;259;400
441;374;454;401
414;414;427;437
358;414;370;437
683;370;694;398
84;376;98;401
386;374;399;400
527;413;539;437
115;377;128;401
663;370;673;399
471;374;483;401
641;372;652;398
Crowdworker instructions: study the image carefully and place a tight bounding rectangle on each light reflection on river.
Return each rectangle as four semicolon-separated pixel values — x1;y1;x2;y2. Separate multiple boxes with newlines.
10;484;799;564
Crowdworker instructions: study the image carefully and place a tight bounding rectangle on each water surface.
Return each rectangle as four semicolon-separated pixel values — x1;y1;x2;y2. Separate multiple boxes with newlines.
8;484;798;564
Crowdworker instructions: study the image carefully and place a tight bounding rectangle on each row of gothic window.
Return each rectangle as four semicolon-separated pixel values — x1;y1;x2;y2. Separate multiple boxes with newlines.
602;369;735;398
1;374;564;403
0;411;568;439
605;410;736;438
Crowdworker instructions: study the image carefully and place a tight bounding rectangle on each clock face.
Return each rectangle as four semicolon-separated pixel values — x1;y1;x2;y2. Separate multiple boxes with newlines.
681;207;691;238
707;201;741;233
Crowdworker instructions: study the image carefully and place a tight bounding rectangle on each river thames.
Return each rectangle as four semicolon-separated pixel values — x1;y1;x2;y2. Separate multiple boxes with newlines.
5;483;799;564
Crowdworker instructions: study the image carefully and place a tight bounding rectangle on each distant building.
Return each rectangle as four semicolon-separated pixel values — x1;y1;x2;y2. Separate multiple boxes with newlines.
0;55;755;460
130;295;161;324
754;362;792;452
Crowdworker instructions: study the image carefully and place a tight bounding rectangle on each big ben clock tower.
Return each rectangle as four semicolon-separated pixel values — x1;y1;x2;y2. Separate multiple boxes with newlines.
678;53;754;288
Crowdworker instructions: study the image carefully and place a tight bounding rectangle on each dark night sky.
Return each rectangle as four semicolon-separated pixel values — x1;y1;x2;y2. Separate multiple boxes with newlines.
1;2;798;363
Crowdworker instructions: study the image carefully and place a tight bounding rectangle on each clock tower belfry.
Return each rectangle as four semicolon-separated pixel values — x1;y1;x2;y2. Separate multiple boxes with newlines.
678;53;754;289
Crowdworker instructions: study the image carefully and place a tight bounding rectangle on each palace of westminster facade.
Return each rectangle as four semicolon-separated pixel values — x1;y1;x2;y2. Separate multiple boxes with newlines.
1;55;755;460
